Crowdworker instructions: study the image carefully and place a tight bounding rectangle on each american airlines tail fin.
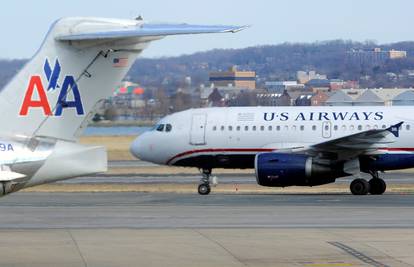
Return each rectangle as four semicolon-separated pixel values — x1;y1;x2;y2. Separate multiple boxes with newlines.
0;17;245;141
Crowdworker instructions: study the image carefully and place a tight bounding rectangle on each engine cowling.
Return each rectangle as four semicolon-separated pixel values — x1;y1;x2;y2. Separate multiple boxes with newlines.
255;153;344;187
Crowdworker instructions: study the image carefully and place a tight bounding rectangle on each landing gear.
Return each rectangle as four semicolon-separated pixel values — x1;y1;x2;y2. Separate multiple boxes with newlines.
198;183;211;195
350;171;386;195
198;168;212;195
350;178;370;195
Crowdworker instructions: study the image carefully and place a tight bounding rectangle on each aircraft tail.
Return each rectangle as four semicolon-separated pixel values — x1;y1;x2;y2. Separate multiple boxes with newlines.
0;17;245;141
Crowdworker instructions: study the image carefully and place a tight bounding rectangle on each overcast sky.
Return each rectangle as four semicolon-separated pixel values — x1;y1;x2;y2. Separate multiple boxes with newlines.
1;0;413;59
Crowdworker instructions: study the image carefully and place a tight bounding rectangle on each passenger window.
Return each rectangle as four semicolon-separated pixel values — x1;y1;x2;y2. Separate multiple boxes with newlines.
228;126;233;131
268;126;272;131
260;126;265;131
213;126;217;131
300;125;304;131
358;125;362;131
312;125;317;131
276;126;280;131
407;125;411;131
252;126;257;131
221;126;225;131
156;124;164;132
236;126;241;131
382;125;387;129
350;125;355;131
165;124;172;132
245;126;249;131
333;125;338;131
292;125;297;131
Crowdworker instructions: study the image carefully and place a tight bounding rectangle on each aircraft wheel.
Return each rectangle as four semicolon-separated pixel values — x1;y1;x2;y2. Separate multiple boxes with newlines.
198;183;211;195
369;178;386;195
350;179;370;195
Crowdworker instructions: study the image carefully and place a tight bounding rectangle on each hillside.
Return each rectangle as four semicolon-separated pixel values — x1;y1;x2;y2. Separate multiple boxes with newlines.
2;40;414;90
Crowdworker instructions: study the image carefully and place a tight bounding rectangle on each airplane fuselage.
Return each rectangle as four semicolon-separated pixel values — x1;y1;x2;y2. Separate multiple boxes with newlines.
132;106;414;171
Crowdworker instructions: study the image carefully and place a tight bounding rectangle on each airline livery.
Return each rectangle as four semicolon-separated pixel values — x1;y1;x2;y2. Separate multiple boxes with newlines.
131;106;411;195
0;17;244;197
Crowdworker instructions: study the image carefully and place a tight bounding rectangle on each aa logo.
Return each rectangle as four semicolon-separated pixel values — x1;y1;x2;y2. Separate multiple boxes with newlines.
19;59;84;116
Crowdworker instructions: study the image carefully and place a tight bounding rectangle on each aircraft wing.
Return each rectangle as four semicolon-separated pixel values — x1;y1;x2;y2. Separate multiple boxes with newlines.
56;23;248;41
297;122;404;160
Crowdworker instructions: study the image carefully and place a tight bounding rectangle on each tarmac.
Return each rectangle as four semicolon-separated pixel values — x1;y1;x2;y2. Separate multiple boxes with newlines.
0;191;414;266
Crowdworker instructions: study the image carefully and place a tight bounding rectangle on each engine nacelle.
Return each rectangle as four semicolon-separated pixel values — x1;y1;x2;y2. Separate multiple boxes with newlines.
255;153;344;187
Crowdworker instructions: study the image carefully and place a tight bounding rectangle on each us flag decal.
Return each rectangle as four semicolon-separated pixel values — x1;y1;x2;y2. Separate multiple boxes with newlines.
113;58;129;68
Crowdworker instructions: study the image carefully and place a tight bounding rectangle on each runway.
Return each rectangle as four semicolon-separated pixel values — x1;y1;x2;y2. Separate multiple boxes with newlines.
0;192;413;266
0;192;413;229
3;170;414;267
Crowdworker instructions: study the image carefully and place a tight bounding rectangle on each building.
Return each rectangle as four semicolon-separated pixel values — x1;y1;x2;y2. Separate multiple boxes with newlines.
265;81;304;93
347;48;407;66
256;91;291;106
311;91;330;106
297;71;327;84
209;66;256;90
392;90;414;106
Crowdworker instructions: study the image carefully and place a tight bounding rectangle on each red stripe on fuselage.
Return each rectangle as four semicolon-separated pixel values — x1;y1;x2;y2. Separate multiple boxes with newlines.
166;148;274;165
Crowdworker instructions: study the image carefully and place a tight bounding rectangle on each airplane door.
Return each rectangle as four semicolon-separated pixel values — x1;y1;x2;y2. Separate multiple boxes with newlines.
190;114;207;145
322;121;332;139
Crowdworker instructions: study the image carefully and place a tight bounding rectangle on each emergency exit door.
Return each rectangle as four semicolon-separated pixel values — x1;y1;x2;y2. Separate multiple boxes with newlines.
190;114;207;145
322;121;332;139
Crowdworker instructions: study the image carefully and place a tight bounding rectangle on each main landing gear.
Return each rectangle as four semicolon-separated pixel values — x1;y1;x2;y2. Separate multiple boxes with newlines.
350;171;386;195
198;168;212;195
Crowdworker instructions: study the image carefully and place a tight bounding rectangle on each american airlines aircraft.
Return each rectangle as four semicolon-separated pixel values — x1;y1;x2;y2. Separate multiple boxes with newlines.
0;17;244;197
130;106;410;195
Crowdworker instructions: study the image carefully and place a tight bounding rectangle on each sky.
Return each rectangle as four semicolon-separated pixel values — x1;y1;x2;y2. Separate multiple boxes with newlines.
1;0;413;59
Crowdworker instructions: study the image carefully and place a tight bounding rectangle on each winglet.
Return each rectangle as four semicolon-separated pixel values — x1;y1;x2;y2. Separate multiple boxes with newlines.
387;122;404;137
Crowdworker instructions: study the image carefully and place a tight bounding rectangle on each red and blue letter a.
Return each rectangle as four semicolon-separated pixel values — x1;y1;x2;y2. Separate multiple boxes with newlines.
19;76;52;116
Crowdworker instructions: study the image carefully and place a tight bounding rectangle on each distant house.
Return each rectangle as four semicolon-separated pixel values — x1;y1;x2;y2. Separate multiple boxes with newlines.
311;91;330;106
294;93;314;106
256;91;291;106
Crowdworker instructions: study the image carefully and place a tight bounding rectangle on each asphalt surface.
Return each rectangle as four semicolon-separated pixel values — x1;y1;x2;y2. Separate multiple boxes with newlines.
1;186;414;266
1;192;413;229
61;170;414;184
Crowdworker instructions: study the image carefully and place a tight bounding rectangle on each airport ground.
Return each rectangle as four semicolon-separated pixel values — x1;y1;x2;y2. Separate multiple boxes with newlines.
0;136;413;267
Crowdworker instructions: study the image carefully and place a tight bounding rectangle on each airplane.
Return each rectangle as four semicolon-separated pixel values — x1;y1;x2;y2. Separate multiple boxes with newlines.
130;106;412;195
0;17;245;197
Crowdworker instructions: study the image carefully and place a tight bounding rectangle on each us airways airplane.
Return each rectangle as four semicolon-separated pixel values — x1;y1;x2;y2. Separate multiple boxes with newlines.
0;17;244;197
131;106;411;195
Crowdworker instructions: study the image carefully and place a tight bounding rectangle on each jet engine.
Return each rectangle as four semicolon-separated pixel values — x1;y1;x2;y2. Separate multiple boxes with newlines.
255;153;346;187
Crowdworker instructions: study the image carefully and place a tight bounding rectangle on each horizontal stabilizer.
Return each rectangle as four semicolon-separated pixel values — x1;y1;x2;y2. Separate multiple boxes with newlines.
56;23;248;41
0;171;26;182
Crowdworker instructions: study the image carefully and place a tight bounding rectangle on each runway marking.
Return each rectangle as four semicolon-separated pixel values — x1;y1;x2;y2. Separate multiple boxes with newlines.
301;262;354;267
68;230;88;267
194;230;248;266
328;242;390;267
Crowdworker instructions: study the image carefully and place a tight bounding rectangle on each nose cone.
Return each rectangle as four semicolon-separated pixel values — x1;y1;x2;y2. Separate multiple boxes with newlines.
130;136;144;159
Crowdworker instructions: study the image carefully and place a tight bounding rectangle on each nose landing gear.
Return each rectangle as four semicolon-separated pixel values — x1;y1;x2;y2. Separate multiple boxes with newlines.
350;171;386;195
198;168;212;195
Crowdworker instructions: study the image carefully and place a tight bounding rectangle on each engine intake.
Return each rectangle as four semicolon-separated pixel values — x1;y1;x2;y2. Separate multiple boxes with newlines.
255;153;344;187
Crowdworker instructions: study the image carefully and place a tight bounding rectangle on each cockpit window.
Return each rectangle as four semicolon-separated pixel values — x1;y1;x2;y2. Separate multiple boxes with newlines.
156;124;165;132
166;124;172;132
